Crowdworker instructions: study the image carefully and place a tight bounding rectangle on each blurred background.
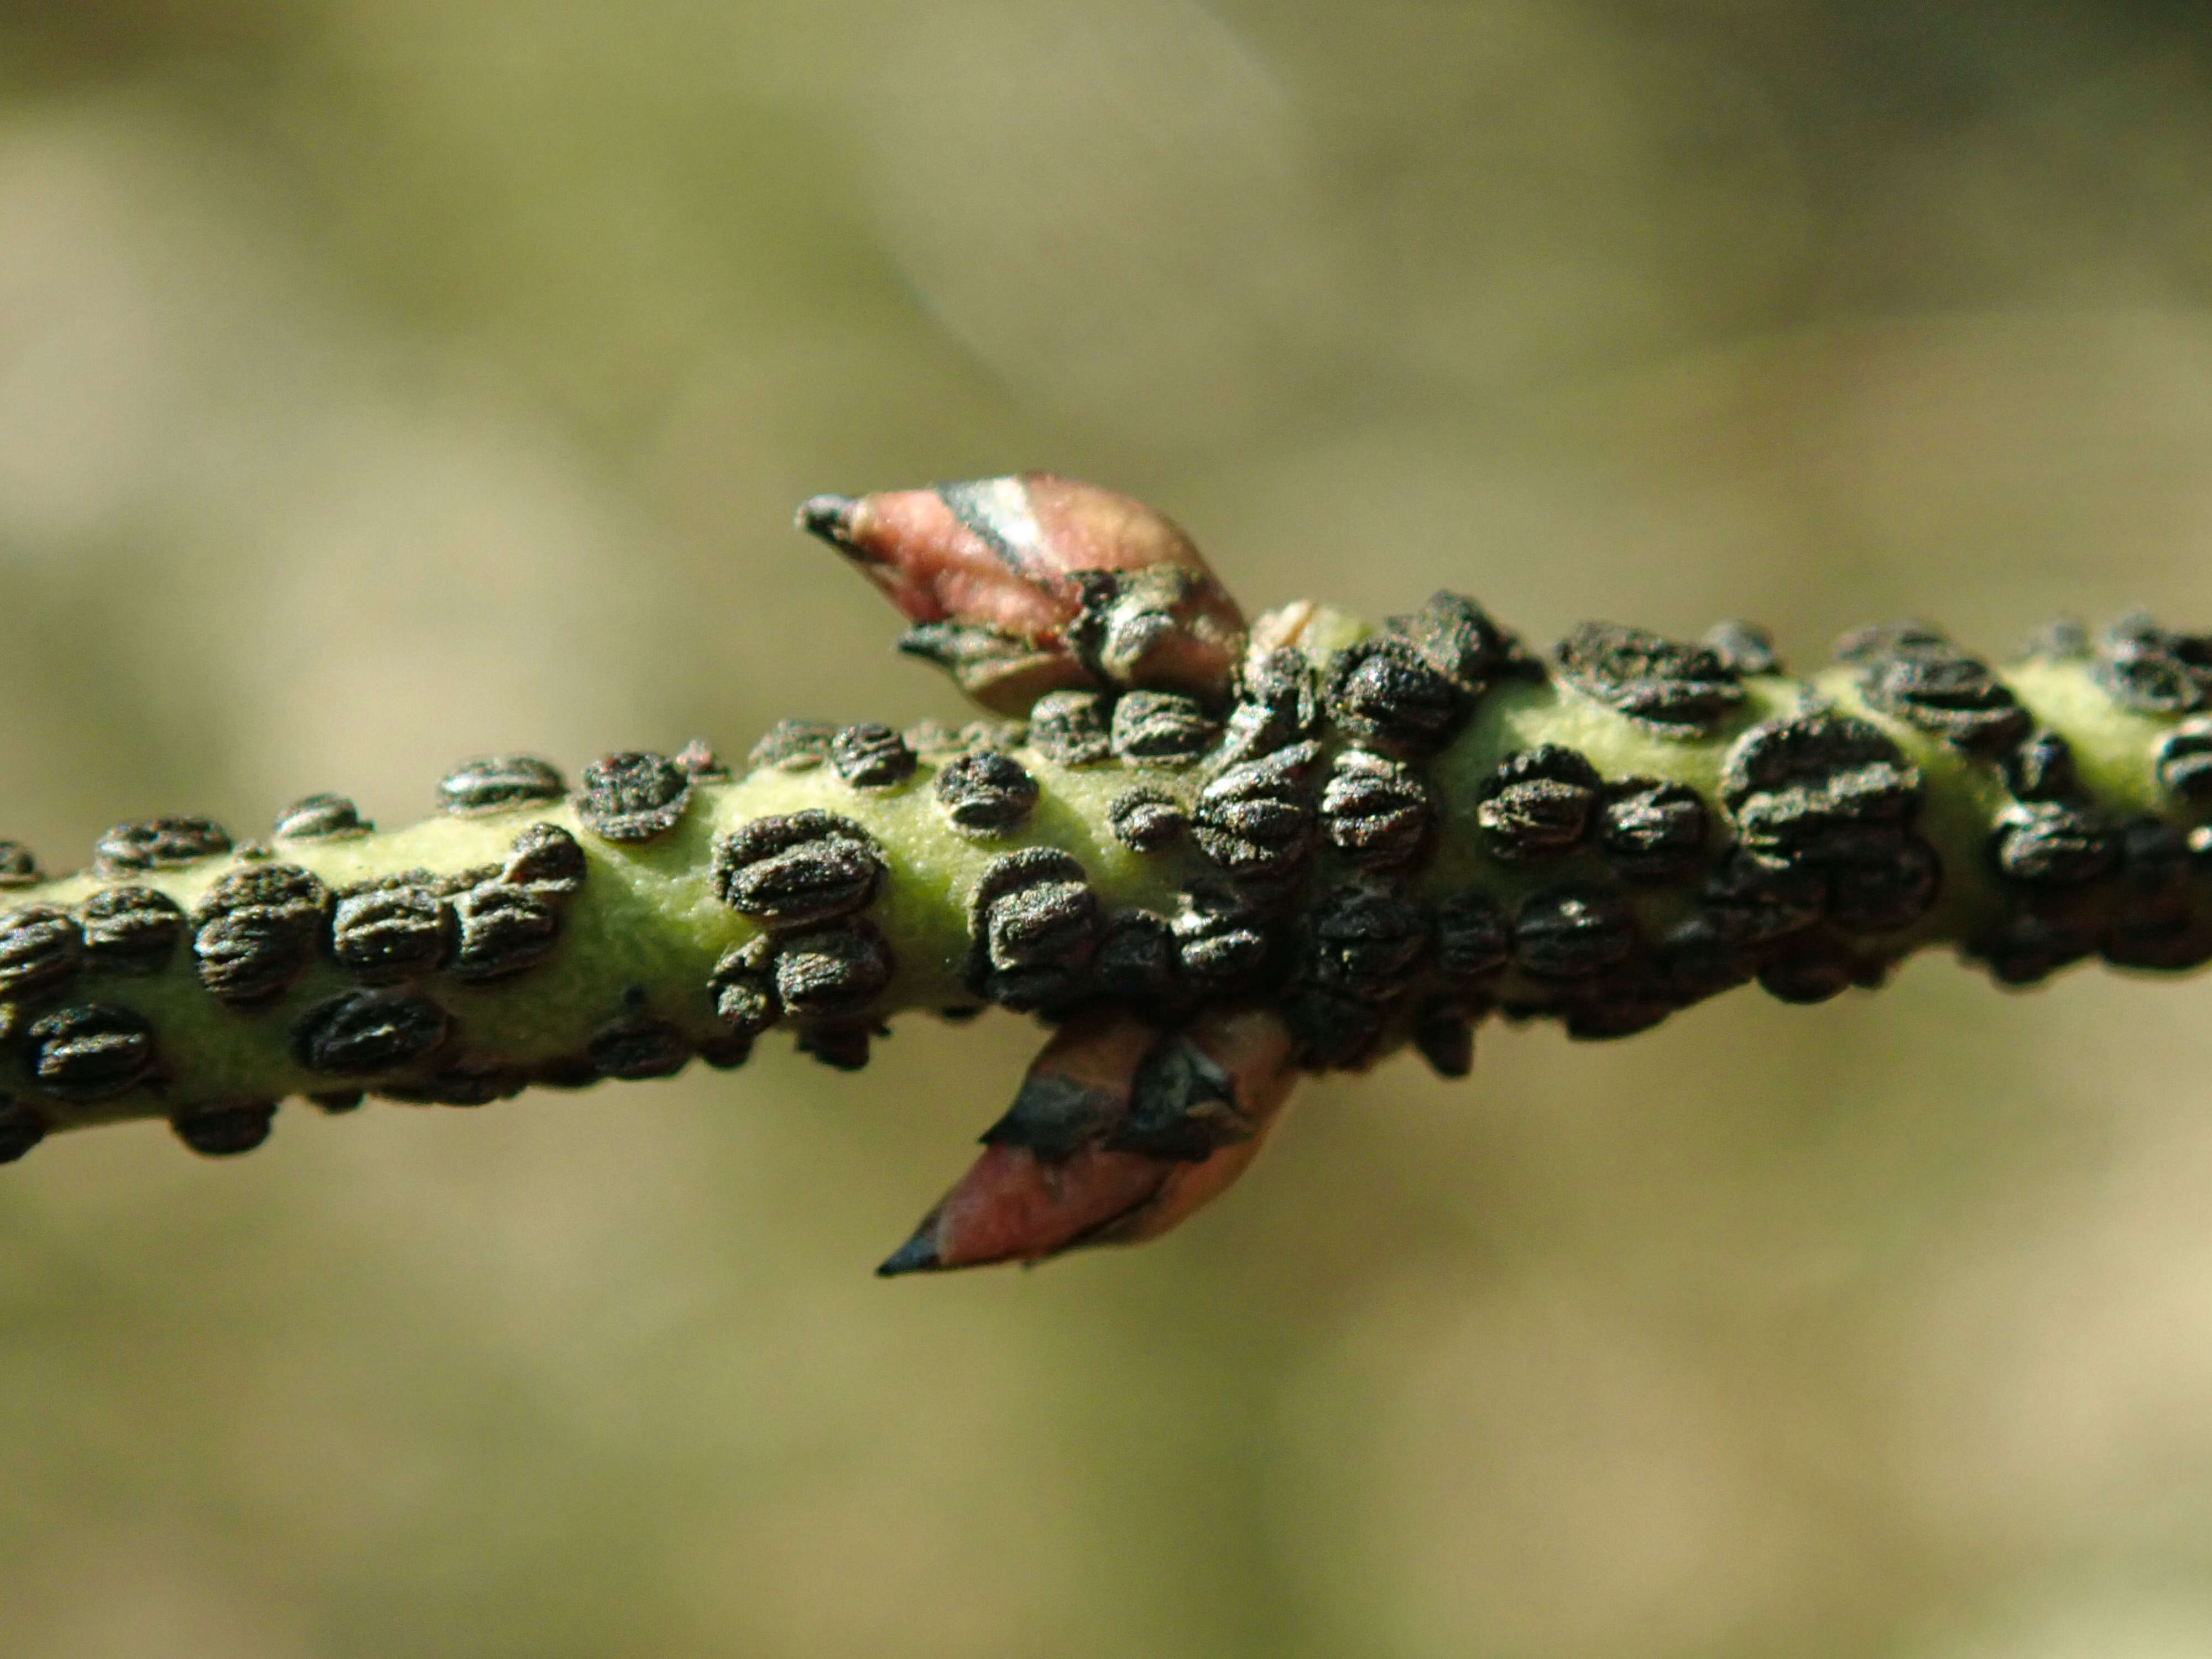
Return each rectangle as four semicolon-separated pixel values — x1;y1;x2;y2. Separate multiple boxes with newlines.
8;2;2212;1654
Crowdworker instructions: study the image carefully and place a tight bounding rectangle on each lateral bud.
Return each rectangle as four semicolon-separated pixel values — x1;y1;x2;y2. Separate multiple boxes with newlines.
876;1005;1300;1275
799;474;1246;713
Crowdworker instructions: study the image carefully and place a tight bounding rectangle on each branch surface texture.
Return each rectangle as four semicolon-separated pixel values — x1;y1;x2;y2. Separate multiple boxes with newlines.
6;473;2211;1272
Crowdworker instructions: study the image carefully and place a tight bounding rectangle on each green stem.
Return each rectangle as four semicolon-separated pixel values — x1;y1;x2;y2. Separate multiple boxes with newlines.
2;608;2206;1162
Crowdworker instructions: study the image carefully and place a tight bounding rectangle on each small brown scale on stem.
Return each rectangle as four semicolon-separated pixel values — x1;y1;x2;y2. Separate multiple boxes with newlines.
8;472;2212;1277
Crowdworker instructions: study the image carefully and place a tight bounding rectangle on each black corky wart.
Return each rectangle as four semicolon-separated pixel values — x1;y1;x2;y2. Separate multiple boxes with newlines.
450;883;561;983
713;812;885;927
748;719;838;771
191;865;332;1006
1477;747;1602;864
0;906;81;1003
933;750;1039;837
966;849;1099;1012
831;723;919;790
1108;787;1186;852
28;1004;156;1101
775;924;896;1022
1513;886;1639;980
95;816;232;876
273;794;371;841
1837;622;2030;753
1554;623;1742;738
1324;636;1467;754
78;887;184;975
1027;693;1114;768
1321;750;1433;870
1109;692;1217;766
437;755;566;815
2093;614;2212;714
292;989;453;1076
171;1102;276;1157
1191;740;1322;877
333;881;452;984
1599;779;1708;881
576;751;691;843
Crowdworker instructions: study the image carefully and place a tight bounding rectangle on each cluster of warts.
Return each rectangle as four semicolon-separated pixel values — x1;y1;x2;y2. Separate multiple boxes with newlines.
7;476;2212;1268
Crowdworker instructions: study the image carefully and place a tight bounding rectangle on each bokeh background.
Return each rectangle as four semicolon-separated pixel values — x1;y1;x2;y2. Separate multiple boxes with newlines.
8;2;2212;1654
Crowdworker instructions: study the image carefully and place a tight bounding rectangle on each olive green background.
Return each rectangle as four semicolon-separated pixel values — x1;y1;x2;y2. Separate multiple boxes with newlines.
8;4;2212;1655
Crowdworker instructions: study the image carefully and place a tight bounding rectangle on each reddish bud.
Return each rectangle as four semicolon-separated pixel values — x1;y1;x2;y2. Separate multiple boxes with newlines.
800;474;1246;715
876;1005;1299;1275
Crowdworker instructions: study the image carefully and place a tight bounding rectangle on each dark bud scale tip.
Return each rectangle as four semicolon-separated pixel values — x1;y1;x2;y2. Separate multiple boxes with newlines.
830;723;919;790
1027;693;1113;768
170;1102;276;1158
450;883;560;983
1512;885;1639;980
1554;622;1742;738
95;816;231;877
1114;1033;1253;1162
1993;804;2119;887
28;1004;155;1102
0;843;40;890
1599;779;1708;881
1837;621;2030;753
967;849;1097;1012
1326;636;1466;754
775;923;897;1022
707;938;779;1037
1307;883;1428;1001
1387;591;1538;693
713;811;885;928
576;751;691;843
933;750;1039;838
749;719;837;772
1704;620;1780;677
2156;721;2212;807
2093;614;2212;714
1109;692;1218;767
502;823;586;896
1108;787;1185;853
191;865;331;1007
272;794;370;841
1435;891;1509;981
333;881;452;984
1191;740;1323;877
1477;746;1601;864
437;755;566;816
0;1097;45;1164
290;989;452;1075
1321;750;1433;870
0;906;81;1003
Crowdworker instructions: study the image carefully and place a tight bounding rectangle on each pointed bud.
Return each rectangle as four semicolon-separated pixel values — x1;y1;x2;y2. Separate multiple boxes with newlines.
799;474;1246;714
878;1005;1300;1275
